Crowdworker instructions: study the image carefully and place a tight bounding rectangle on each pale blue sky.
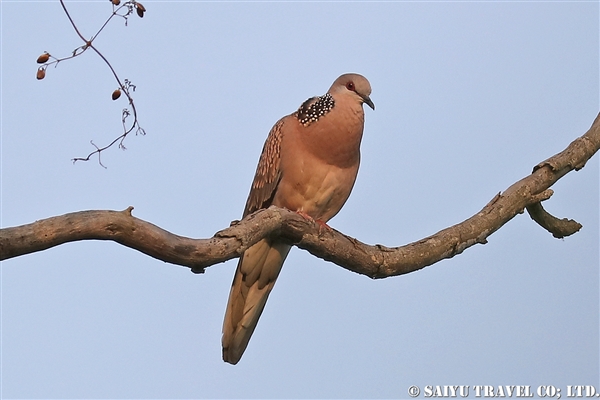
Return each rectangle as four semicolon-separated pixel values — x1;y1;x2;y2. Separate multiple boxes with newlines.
1;1;598;398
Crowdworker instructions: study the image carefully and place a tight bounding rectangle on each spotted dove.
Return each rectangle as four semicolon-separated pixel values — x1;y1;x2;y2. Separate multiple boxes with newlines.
222;73;374;364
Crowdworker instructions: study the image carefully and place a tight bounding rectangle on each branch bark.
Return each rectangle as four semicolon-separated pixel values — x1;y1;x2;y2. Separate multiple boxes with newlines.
2;112;599;278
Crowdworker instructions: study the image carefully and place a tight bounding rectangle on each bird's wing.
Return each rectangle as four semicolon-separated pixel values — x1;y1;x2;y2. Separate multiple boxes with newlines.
222;117;291;365
242;118;286;217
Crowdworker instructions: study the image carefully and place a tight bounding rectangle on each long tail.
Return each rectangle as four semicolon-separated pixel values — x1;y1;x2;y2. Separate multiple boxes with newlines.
222;238;291;364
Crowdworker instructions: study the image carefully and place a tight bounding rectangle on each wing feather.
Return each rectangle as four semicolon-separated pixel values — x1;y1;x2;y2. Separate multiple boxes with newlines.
243;118;286;217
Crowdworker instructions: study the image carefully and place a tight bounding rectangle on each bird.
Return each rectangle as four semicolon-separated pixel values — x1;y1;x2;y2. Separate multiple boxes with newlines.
222;73;374;364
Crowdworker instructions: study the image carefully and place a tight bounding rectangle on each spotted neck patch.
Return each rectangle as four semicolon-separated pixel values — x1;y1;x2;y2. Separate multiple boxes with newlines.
295;93;335;126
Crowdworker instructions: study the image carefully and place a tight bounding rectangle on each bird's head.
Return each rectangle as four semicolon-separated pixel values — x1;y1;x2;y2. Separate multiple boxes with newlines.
329;73;374;110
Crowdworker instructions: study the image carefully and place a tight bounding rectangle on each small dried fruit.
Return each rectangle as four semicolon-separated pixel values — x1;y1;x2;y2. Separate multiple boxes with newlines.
135;2;146;17
37;53;50;64
111;0;121;5
36;68;46;80
112;88;122;100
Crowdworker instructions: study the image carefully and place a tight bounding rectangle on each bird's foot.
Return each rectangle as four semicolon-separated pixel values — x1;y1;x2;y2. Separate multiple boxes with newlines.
295;211;332;234
315;219;333;234
295;210;313;221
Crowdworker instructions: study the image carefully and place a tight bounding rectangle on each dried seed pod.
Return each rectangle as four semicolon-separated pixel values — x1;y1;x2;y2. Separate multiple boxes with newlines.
36;68;46;80
135;2;146;17
111;0;121;5
37;53;50;64
112;89;122;100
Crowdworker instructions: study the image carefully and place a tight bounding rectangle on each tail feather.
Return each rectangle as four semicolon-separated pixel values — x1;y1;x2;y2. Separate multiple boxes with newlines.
222;239;291;364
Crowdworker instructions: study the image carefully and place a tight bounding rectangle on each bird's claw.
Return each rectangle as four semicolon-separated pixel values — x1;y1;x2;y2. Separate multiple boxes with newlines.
295;211;333;234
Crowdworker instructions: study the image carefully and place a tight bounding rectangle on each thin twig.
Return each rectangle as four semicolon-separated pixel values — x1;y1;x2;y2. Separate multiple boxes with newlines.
37;0;145;166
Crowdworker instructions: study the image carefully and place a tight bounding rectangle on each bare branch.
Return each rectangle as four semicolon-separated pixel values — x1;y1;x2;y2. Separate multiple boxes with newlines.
2;112;599;277
58;0;88;43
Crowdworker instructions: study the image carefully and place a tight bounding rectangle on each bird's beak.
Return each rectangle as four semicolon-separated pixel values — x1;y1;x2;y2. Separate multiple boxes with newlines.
362;95;375;110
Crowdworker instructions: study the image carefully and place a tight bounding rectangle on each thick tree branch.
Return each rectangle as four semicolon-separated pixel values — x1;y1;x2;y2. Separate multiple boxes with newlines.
2;113;599;278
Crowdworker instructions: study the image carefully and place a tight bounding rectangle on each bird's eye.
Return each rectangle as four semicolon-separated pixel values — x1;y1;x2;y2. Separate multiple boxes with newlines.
346;81;355;91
